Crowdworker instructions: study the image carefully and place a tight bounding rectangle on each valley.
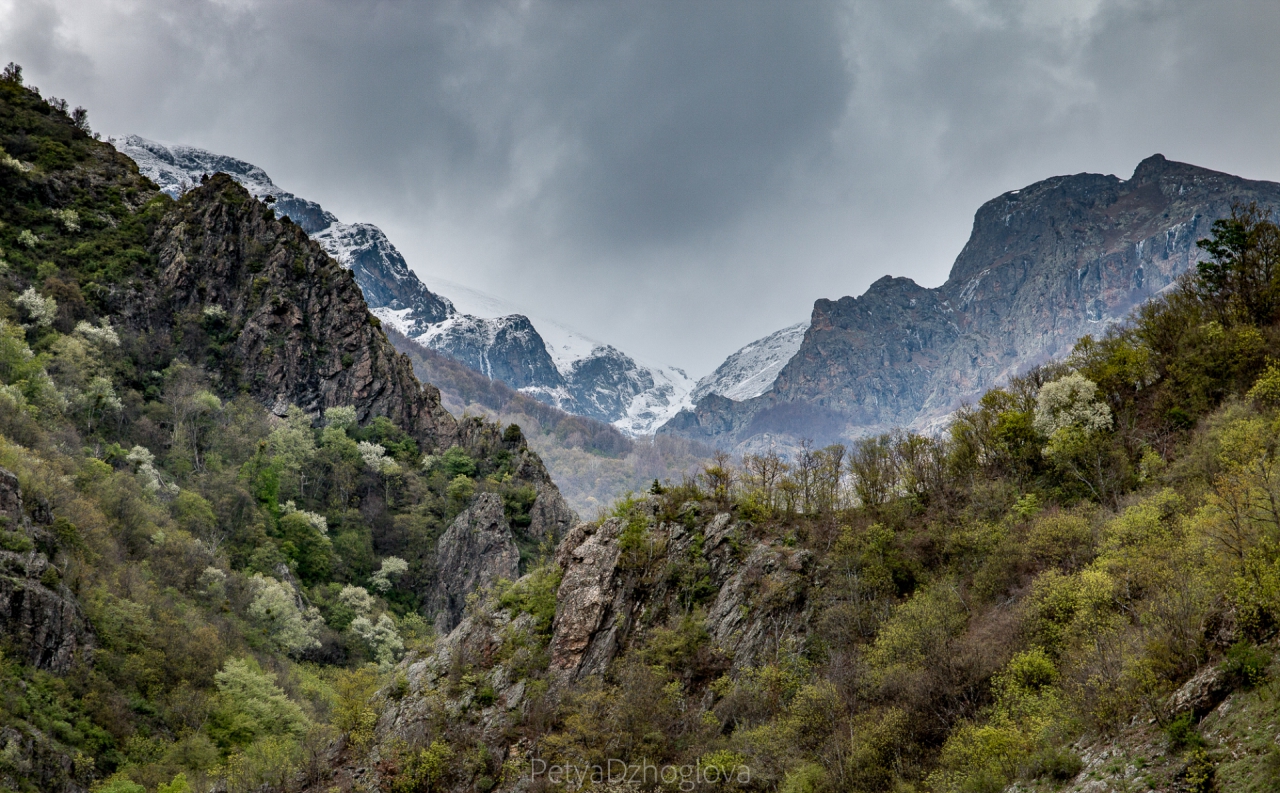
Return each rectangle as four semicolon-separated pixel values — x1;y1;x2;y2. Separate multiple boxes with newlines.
5;66;1280;793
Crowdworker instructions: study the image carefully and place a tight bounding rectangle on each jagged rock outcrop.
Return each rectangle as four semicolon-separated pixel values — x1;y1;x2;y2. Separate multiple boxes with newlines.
547;499;810;682
427;494;521;633
128;173;460;451
547;518;623;680
0;468;91;674
663;154;1280;448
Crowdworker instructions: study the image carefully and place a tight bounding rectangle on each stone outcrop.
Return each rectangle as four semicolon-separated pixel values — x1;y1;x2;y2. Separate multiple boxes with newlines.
663;154;1280;448
547;518;624;679
1166;663;1229;720
427;494;521;633
547;498;810;682
129;173;460;452
0;468;91;674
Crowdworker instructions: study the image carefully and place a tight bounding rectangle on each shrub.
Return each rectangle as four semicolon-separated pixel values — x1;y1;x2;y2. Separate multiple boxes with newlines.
1165;712;1206;751
1222;641;1271;689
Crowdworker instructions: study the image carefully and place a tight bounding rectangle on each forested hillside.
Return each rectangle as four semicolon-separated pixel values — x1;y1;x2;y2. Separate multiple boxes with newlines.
0;66;570;792
319;212;1280;792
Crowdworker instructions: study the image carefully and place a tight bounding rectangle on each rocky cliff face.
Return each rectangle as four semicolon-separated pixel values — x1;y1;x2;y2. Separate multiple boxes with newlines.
130;173;460;451
663;154;1280;449
0;468;91;674
427;493;521;633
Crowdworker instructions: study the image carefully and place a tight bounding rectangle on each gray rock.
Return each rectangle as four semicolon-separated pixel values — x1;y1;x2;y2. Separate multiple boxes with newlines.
0;468;92;674
1167;663;1229;720
662;154;1280;448
548;519;624;681
427;494;521;633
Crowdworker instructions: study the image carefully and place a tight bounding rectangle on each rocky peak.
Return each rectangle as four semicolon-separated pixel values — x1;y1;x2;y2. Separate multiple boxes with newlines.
663;154;1280;449
133;173;460;451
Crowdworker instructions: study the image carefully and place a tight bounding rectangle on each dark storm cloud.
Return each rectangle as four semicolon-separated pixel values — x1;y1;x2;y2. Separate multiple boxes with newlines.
196;2;854;248
5;1;1280;373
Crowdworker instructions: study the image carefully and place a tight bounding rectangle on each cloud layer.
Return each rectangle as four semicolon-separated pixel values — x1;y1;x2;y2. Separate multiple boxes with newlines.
4;0;1280;373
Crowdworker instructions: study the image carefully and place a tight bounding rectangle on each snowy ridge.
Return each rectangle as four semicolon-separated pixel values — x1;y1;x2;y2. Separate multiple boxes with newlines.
113;135;692;436
691;322;809;403
312;222;454;333
110;135;338;233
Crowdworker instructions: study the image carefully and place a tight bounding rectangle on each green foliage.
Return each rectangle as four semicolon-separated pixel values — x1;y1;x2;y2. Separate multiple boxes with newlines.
1223;641;1272;689
94;779;145;793
1165;712;1207;752
494;561;562;635
390;739;454;793
208;658;309;749
438;445;476;478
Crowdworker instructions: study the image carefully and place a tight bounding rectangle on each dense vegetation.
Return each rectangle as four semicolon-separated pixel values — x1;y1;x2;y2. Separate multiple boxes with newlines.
0;66;552;792
356;204;1280;793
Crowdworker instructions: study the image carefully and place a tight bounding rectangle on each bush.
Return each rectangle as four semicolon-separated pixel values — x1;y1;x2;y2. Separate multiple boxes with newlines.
1165;712;1206;751
1223;641;1271;689
1021;746;1083;782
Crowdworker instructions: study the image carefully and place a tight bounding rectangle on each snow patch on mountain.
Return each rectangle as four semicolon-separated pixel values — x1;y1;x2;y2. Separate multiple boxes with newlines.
418;278;693;435
312;222;454;333
109;134;338;233
691;322;809;403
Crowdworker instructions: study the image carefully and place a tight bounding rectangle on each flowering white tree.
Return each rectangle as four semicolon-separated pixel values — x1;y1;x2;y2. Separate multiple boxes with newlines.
14;287;56;327
370;556;409;593
247;574;324;655
1034;372;1120;501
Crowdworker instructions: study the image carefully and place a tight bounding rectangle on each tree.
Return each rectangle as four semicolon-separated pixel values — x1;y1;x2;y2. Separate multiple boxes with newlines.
246;574;323;654
1194;203;1280;327
209;658;309;748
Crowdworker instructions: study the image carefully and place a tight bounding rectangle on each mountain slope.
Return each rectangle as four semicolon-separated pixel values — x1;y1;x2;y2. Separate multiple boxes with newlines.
690;320;808;403
662;154;1280;450
0;73;582;791
112;135;692;435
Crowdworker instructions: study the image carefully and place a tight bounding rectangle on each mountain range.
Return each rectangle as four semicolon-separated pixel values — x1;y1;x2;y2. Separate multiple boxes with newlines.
109;135;697;436
112;138;1280;463
660;153;1280;451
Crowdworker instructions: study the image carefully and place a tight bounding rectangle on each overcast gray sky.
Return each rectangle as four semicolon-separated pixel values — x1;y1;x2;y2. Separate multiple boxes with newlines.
5;0;1280;375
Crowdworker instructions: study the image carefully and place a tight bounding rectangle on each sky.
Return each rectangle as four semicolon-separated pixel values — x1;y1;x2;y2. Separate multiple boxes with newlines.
4;0;1280;376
